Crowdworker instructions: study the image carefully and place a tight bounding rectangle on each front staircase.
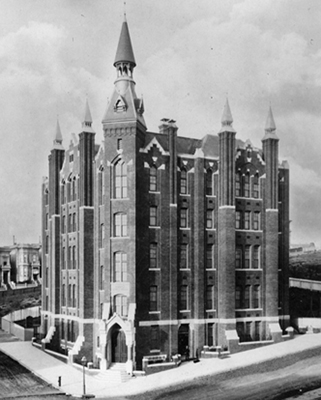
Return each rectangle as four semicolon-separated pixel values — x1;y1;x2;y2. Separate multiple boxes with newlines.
94;363;131;386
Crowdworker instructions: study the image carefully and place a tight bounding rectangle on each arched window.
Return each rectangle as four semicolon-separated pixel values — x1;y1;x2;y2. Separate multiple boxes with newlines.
114;252;127;282
114;160;127;198
206;169;213;196
180;169;187;194
114;213;127;237
114;295;128;317
150;165;157;192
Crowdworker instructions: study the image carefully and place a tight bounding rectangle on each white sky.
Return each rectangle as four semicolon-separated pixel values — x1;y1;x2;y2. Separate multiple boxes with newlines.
0;0;320;247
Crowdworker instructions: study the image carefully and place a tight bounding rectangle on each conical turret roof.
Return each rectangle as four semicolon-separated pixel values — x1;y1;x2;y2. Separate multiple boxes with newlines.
219;98;235;133
262;105;279;141
52;118;64;149
114;19;136;67
265;105;276;132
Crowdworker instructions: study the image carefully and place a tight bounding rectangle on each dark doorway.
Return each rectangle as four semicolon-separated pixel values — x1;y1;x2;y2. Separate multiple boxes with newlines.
178;324;189;360
111;324;127;363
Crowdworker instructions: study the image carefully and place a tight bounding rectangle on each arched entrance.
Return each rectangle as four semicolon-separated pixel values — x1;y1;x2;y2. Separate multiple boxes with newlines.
178;324;189;360
111;324;127;363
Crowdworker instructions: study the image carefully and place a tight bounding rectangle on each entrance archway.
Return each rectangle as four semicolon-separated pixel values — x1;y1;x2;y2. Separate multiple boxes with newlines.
178;324;189;360
111;324;127;363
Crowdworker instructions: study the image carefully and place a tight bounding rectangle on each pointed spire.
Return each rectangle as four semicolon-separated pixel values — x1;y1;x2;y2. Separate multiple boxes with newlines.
82;99;95;133
114;19;136;67
52;118;64;149
263;105;279;141
219;98;235;133
83;98;93;124
265;105;276;132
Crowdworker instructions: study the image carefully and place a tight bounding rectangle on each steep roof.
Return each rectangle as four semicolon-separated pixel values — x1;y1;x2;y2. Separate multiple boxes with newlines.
114;19;136;66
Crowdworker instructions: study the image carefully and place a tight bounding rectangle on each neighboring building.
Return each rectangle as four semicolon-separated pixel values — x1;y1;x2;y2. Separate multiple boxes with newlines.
41;18;290;373
290;243;317;255
0;243;41;289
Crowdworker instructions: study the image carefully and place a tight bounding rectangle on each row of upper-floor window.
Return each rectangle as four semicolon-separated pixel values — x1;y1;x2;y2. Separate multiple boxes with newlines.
43;165;262;209
236;210;261;230
61;246;77;269
236;245;261;269
61;283;77;307
150;243;215;270
61;213;77;233
149;284;215;312
235;284;261;309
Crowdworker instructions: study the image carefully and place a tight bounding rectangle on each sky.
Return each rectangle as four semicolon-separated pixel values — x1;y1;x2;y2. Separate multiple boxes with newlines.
0;0;320;247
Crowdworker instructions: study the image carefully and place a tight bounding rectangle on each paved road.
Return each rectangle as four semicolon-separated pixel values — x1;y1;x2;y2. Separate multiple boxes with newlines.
130;355;321;400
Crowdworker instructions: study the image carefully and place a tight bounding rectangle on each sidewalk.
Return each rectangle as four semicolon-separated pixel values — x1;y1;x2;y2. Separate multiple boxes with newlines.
1;333;321;398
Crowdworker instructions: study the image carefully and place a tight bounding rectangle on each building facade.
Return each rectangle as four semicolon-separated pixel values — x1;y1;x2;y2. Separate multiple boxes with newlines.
0;243;41;290
41;18;290;372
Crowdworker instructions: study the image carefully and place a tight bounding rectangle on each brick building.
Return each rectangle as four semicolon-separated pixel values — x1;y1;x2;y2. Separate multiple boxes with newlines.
41;18;290;373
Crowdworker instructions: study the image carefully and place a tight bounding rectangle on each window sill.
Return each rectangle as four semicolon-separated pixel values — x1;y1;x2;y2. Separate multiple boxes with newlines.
149;268;161;271
149;311;160;314
149;226;161;229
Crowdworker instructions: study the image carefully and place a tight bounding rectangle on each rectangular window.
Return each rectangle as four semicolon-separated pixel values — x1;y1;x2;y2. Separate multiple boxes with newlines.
99;223;104;247
68;246;71;269
69;214;72;232
235;174;241;197
245;321;252;341
245;245;251;269
179;285;188;310
254;321;261;341
150;326;159;350
179;244;188;269
114;213;127;237
235;286;242;309
236;211;241;229
150;243;157;269
98;172;103;205
244;174;250;197
62;284;66;307
206;285;214;310
115;295;128;317
62;215;66;233
114;252;127;282
206;170;213;196
150;166;157;192
206;245;214;269
244;285;250;309
72;246;76;269
253;245;260;269
73;213;76;232
72;284;76;307
150;286;158;311
236;247;242;269
180;208;188;228
100;265;104;290
207;323;214;346
206;210;214;229
253;285;260;308
150;206;157;227
244;211;251;230
253;212;260;230
180;170;187;194
62;247;65;268
117;138;122;150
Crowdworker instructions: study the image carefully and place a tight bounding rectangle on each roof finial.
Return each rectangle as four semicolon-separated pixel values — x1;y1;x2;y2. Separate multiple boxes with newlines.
124;1;127;21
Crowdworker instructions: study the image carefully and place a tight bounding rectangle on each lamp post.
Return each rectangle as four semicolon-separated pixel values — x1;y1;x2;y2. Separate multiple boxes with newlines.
81;356;87;398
